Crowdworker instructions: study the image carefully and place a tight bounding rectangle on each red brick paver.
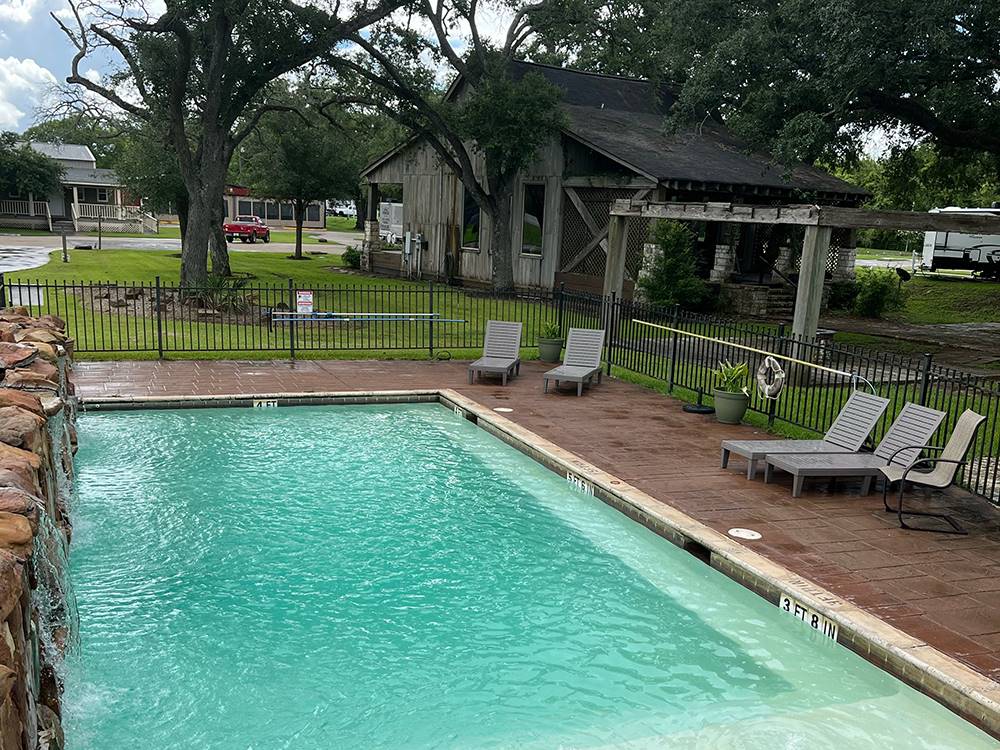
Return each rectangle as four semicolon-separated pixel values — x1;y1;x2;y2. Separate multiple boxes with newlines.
74;359;1000;682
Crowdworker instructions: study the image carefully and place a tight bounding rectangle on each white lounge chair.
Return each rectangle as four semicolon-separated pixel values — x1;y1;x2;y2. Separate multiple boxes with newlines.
468;320;522;385
721;391;890;479
763;402;947;497
543;328;605;396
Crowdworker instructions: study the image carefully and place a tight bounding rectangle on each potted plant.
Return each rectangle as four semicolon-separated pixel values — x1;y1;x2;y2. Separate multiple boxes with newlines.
538;321;563;362
713;360;751;424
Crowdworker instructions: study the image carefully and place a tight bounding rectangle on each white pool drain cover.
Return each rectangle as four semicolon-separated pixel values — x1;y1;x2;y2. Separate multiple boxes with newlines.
728;527;762;540
493;407;514;413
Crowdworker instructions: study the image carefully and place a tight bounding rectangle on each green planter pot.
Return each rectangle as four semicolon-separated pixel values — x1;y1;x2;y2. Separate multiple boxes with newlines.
713;390;750;424
538;337;563;363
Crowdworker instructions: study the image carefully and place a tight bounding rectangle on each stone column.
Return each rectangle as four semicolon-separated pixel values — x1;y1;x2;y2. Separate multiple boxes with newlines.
361;220;380;272
775;245;795;275
709;244;735;282
833;229;858;279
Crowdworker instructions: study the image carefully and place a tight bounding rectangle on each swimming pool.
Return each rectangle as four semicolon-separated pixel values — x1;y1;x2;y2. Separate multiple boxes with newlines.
65;403;995;748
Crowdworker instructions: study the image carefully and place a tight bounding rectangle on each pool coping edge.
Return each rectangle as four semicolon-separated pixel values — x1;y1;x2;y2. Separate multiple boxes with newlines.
79;388;1000;737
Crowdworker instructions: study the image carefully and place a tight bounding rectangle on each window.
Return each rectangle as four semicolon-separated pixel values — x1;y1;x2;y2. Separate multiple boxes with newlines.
265;202;279;220
461;187;480;251
238;200;252;215
280;202;293;221
252;201;265;219
521;184;545;256
97;188;109;203
306;203;320;222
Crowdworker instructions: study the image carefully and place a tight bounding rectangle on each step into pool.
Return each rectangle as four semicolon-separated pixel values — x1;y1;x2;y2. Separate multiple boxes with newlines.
65;404;995;748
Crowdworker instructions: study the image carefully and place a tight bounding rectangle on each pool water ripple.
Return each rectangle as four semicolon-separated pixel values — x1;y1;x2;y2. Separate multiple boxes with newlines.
64;405;997;749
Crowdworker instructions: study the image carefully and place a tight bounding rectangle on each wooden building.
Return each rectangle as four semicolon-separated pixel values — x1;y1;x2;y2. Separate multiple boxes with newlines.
361;62;867;301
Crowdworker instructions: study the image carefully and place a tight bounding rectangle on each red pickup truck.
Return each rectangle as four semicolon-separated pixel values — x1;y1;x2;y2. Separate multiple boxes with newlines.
223;215;271;243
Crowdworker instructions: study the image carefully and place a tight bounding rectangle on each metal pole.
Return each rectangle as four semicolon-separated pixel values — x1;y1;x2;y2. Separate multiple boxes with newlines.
288;278;296;360
428;280;435;359
667;304;680;392
918;352;934;405
61;233;68;263
606;291;616;376
0;273;5;308
155;275;164;359
557;281;566;334
98;215;102;250
768;323;786;426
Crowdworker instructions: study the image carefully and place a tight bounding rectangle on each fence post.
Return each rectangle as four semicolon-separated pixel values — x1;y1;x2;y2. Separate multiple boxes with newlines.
97;215;102;250
0;273;5;309
61;233;68;263
428;280;435;359
155;276;164;359
918;352;934;405
556;282;566;333
288;278;296;359
605;291;616;376
768;322;786;427
667;304;680;393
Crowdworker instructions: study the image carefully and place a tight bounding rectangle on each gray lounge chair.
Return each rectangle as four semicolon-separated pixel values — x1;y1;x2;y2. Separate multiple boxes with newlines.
721;391;890;480
763;402;946;497
468;320;523;385
543;327;605;396
881;409;987;534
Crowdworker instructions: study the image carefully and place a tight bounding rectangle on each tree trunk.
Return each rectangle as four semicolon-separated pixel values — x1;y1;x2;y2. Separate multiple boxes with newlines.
294;200;305;260
487;193;515;292
176;193;189;252
180;199;212;287
210;199;231;276
353;193;365;231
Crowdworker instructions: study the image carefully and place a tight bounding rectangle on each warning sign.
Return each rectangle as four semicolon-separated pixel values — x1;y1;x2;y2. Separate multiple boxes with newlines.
296;290;314;314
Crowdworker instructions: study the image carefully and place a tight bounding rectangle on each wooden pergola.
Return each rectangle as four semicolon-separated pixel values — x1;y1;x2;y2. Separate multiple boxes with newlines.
606;200;1000;340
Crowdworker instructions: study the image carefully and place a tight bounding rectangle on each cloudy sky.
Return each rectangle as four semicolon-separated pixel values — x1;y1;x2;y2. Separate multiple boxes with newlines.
0;1;85;130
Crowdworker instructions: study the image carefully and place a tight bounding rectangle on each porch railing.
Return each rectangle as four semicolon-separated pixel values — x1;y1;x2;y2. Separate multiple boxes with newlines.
0;200;52;231
74;203;144;220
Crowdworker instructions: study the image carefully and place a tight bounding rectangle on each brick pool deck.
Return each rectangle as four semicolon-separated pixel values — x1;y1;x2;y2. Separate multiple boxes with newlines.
74;358;1000;685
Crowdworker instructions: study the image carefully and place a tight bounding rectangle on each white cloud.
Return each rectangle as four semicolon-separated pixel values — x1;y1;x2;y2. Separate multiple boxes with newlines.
0;56;57;129
0;0;40;24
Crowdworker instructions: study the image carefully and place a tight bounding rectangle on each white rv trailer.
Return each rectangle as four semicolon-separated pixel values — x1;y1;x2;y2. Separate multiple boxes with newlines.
378;202;404;245
922;207;1000;278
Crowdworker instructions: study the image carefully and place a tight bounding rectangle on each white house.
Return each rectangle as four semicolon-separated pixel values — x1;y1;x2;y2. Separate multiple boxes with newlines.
0;142;155;233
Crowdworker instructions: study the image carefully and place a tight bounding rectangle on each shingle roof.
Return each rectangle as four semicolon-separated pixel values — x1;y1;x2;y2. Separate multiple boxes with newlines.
29;142;96;164
512;61;865;198
61;166;120;188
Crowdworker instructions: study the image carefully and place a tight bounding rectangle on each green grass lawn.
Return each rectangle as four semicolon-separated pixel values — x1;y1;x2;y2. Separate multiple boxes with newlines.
896;276;1000;325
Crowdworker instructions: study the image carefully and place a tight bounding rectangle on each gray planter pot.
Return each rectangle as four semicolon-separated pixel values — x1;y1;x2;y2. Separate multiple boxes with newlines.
713;389;750;424
538;337;563;363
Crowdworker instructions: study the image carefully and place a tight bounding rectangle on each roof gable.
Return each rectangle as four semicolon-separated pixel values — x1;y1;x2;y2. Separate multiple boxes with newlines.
29;142;97;166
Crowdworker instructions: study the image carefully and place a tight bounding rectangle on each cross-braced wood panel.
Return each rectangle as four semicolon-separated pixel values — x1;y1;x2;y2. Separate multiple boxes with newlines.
559;188;649;279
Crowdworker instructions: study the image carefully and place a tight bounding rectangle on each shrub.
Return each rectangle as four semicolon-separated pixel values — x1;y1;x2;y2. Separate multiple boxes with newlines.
852;267;908;318
827;279;859;311
342;246;361;269
638;220;708;310
540;321;561;339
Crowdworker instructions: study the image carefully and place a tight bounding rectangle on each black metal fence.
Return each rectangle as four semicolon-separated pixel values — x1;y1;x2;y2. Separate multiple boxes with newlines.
2;274;996;503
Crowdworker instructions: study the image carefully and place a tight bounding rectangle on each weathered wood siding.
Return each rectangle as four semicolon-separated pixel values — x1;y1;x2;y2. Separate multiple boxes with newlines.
365;138;565;289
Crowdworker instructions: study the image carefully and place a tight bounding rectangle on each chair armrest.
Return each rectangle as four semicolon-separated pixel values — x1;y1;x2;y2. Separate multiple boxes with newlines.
901;457;966;483
885;444;946;465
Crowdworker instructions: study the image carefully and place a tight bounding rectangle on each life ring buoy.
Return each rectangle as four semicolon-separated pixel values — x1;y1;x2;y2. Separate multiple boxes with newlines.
756;356;786;400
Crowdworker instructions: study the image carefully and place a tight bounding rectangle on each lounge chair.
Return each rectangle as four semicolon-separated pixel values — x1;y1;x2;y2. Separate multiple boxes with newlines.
468;320;523;385
763;402;946;497
543;328;605;396
881;409;987;534
721;391;890;480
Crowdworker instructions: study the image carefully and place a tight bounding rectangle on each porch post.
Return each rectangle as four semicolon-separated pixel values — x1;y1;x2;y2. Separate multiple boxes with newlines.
602;214;629;298
791;224;832;341
27;193;34;216
72;186;79;212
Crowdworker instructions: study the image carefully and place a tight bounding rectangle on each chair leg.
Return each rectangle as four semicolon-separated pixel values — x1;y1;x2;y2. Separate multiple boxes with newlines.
792;474;805;498
882;478;895;513
501;372;507;386
720;448;730;469
598;371;603;384
747;460;757;481
860;476;873;495
897;483;968;535
763;462;773;483
467;369;473;385
577;381;583;397
543;378;549;393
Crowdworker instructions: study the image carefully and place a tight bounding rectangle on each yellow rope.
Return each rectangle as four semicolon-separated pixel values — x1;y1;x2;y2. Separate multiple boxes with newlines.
632;319;858;379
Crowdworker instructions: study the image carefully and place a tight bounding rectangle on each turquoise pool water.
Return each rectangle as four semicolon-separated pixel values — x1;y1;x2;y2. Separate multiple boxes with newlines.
65;404;996;749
